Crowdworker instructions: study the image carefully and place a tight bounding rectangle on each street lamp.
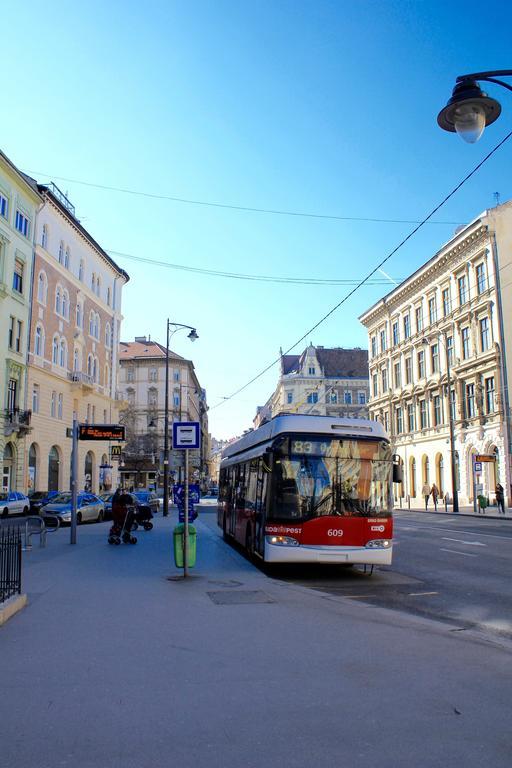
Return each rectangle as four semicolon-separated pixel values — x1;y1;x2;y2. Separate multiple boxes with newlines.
163;320;199;516
437;70;512;143
421;334;459;513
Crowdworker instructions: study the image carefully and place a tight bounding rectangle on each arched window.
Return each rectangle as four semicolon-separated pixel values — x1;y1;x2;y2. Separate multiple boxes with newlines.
95;313;100;339
55;286;62;315
436;454;444;494
148;387;158;406
96;277;100;296
91;272;96;291
87;354;93;377
29;443;38;491
423;455;430;485
52;335;59;364
41;224;48;249
37;271;47;304
73;348;80;372
106;287;111;306
34;325;44;356
92;357;98;382
76;301;82;328
410;457;416;497
105;323;111;348
59;241;65;265
48;446;60;491
79;260;84;282
59;339;67;368
89;311;95;336
65;247;70;269
62;290;69;320
104;363;110;390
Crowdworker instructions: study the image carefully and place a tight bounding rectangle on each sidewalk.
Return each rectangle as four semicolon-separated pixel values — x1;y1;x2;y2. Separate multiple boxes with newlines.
395;501;512;519
1;511;511;768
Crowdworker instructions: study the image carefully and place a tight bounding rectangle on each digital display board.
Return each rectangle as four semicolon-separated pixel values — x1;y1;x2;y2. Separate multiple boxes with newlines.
79;424;125;441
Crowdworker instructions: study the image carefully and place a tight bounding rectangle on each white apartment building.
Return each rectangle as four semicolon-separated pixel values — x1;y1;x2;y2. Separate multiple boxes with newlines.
360;202;512;509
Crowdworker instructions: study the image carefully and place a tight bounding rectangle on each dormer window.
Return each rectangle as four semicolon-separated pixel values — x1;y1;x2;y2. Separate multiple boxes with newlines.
308;366;315;375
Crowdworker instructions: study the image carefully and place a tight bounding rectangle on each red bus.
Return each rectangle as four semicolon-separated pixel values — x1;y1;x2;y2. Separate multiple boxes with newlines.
217;414;401;565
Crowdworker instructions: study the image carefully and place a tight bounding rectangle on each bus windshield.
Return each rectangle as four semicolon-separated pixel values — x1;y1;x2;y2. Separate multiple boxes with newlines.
271;437;392;520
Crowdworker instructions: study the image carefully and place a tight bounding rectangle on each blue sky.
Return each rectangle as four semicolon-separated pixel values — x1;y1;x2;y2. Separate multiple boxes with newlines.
3;0;512;439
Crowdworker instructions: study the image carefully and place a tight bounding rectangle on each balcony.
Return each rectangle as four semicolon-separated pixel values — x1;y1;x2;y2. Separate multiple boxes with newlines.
4;408;32;437
68;371;94;390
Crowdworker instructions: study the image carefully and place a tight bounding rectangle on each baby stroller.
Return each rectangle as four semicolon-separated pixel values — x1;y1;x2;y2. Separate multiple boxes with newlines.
131;503;154;532
108;494;137;545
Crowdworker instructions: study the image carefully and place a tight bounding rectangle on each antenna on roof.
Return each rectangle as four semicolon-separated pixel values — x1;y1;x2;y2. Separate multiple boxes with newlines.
494;192;501;207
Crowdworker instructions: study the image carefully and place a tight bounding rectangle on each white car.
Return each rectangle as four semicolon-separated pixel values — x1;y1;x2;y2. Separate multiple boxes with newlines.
0;491;30;517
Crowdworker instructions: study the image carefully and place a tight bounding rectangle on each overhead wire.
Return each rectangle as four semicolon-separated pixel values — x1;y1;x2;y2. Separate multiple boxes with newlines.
212;129;512;410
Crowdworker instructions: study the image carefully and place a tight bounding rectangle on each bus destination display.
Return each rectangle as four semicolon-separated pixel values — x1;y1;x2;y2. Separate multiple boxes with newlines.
79;424;125;441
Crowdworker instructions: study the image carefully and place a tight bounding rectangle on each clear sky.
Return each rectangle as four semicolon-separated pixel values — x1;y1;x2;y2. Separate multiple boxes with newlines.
3;0;512;439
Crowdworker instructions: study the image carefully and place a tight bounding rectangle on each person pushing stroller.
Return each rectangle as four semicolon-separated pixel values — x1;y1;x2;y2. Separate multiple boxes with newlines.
108;488;137;545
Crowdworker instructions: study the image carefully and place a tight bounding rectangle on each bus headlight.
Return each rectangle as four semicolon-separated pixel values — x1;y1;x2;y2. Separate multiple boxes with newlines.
365;539;391;549
266;535;299;547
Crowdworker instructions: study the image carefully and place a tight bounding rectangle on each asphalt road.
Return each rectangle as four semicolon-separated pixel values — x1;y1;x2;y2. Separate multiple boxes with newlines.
199;506;512;643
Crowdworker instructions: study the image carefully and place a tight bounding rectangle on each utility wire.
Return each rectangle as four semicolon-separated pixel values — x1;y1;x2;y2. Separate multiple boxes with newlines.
107;248;401;285
25;168;460;226
212;129;512;410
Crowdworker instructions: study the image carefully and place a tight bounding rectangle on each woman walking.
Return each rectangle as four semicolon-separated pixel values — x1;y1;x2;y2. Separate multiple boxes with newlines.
422;481;431;511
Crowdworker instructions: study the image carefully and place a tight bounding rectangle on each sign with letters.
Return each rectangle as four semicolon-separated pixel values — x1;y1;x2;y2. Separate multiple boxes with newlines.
79;424;125;441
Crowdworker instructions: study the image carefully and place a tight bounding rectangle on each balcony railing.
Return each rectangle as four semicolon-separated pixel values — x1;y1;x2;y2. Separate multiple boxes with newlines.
4;408;32;435
68;371;94;387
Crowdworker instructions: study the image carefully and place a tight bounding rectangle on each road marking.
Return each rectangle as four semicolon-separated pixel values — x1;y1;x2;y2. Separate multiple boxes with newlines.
408;591;439;596
442;537;486;547
395;522;512;542
440;548;477;557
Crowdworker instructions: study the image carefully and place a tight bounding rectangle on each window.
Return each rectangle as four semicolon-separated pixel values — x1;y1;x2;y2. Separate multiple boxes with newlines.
428;296;437;325
381;367;388;392
96;277;100;296
73;348;80;372
149;367;157;381
458;275;468;305
148;388;158;406
344;391;352;405
107;287;111;306
403;314;411;340
41;224;48;249
358;391;366;405
446;335;454;366
383;411;389;432
173;391;180;407
76;302;82;328
433;395;442;426
461;327;470;359
419;399;427;429
286;391;293;404
127;368;134;382
392;321;399;346
372;373;378;397
55;286;62;315
431;344;439;373
105;323;112;348
480;317;490;352
450;389;456;422
92;405;96;423
34;325;43;356
7;378;17;411
8;316;14;349
476;263;487;294
465;383;475;418
415;306;423;333
405;356;412;384
442;288;451;317
91;272;95;291
37;271;47;303
396;407;403;435
50;391;56;418
379;329;387;352
65;247;70;269
307;392;318;404
408;402;415;432
58;241;65;265
52;336;59;364
417;350;425;379
394;361;401;388
62;290;69;320
127;389;135;405
59;339;66;367
0;192;8;219
308;366;316;375
173;370;180;382
371;336;377;357
32;384;40;414
15;210;30;237
58;393;63;420
15;320;22;353
485;377;495;413
79;260;84;282
13;258;24;293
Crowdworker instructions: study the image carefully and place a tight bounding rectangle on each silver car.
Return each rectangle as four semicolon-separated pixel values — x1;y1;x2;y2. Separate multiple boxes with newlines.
43;493;105;524
0;491;30;518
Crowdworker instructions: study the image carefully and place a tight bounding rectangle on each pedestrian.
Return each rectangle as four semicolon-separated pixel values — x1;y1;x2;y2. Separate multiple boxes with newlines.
430;483;439;511
422;481;431;511
495;483;505;514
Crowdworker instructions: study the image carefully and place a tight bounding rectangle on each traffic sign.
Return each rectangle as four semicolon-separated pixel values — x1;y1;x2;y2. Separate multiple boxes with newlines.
474;461;482;473
79;424;125;441
173;484;201;504
172;422;200;450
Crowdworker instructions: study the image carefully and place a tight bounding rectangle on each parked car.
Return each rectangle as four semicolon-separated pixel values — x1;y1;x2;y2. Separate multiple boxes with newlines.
28;490;59;515
0;491;30;518
42;492;105;524
99;491;115;520
132;490;160;514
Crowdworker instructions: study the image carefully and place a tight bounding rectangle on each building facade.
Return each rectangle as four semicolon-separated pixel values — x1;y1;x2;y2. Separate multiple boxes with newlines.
255;344;369;427
360;202;512;509
118;337;208;488
26;183;129;494
0;152;42;492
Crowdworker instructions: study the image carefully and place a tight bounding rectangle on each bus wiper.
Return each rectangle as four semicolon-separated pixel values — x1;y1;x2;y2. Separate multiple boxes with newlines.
311;493;333;514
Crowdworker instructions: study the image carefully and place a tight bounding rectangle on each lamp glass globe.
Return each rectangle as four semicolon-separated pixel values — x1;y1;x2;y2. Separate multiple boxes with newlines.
453;102;486;143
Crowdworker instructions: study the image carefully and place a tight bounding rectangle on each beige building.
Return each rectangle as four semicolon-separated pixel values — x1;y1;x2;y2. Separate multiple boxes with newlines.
1;152;42;492
359;201;512;509
255;344;369;428
26;183;129;493
118;337;208;488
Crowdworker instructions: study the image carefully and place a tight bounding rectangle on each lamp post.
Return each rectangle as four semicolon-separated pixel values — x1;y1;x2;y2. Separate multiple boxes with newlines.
163;320;199;517
437;70;512;143
422;333;459;513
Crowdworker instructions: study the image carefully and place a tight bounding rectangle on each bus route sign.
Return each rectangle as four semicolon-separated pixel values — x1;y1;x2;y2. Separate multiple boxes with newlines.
79;424;125;441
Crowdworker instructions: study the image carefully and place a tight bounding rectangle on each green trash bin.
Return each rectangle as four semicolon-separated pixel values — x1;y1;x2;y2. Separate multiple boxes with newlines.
173;523;197;568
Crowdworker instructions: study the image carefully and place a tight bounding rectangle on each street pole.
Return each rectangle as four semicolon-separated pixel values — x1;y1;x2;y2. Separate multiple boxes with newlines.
163;319;170;516
445;333;459;513
70;415;78;544
184;449;189;578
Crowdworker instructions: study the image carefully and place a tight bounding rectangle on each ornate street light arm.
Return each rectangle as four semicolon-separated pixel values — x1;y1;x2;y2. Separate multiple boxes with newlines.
438;70;512;143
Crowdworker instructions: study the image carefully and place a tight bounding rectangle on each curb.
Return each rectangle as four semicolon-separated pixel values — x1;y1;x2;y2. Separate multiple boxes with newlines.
0;594;27;627
396;508;512;520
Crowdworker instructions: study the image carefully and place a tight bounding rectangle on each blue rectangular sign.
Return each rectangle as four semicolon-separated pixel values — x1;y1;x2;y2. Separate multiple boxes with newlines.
172;422;200;450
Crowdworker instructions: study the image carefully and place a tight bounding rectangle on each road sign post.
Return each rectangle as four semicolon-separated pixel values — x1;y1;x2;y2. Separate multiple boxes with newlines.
172;422;201;578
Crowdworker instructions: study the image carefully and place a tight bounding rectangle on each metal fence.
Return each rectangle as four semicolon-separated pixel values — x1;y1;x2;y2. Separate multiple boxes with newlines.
0;526;22;603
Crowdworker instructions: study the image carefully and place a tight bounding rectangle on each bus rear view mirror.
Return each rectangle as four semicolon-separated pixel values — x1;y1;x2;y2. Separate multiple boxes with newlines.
392;463;403;484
